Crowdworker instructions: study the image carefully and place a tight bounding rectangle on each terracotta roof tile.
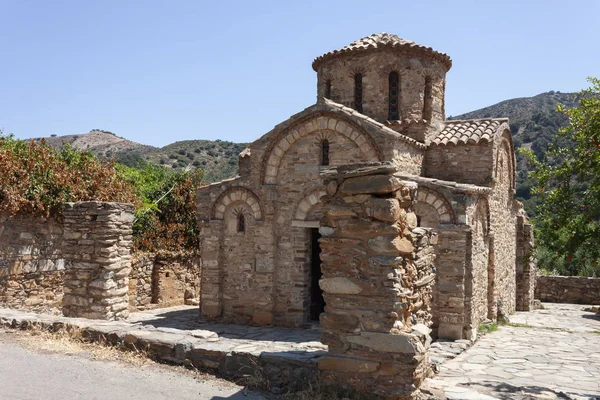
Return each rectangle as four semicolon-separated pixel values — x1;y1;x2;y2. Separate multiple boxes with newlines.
432;119;508;146
312;33;452;71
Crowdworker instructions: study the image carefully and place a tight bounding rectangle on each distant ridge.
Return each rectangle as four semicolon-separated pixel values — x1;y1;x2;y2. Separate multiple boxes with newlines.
30;91;577;197
31;130;247;183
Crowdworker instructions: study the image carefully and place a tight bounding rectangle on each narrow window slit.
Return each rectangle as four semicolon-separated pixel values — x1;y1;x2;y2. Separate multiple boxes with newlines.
321;140;330;166
388;71;400;121
423;76;433;121
354;74;363;113
325;79;332;99
237;213;245;233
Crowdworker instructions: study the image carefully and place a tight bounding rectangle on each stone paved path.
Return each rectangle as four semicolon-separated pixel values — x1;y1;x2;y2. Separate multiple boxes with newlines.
127;305;326;356
425;303;600;400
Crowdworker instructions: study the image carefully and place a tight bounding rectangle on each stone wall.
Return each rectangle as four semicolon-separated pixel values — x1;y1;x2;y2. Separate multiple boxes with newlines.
317;165;436;400
434;226;471;340
0;215;65;312
488;138;518;316
62;202;133;320
424;144;494;186
315;48;448;124
516;215;536;311
129;253;201;310
536;276;600;304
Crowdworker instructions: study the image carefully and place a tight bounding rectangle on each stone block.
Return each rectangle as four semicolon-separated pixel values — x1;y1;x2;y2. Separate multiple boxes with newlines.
319;277;362;295
346;332;424;354
318;356;379;373
369;198;401;222
252;311;273;325
339;175;403;195
320;312;360;331
368;236;413;256
437;323;464;340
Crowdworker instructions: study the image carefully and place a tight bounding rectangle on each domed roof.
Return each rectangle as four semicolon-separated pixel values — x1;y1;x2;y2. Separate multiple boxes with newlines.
312;33;452;71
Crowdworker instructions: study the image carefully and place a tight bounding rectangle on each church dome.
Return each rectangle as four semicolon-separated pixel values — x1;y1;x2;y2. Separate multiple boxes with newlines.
312;33;452;72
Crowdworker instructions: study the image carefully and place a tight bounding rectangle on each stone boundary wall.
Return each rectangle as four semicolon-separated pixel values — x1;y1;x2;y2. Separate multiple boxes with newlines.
0;215;65;312
536;276;600;305
129;253;201;310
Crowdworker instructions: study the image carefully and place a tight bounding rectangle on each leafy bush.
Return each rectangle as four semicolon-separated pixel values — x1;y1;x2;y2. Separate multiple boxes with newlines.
0;134;137;217
116;162;203;253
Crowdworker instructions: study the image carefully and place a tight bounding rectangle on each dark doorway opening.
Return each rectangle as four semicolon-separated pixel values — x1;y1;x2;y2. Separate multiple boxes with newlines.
309;228;325;321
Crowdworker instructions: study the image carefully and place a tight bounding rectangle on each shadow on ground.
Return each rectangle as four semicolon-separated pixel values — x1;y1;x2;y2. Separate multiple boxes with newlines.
131;307;322;343
211;389;266;400
582;313;600;322
465;381;599;400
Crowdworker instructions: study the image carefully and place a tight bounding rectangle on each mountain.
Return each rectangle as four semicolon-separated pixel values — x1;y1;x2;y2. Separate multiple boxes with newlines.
33;130;247;183
450;91;578;215
38;129;155;158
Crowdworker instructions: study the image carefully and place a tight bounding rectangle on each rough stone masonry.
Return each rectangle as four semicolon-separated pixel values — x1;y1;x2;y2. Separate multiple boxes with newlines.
195;32;536;340
317;164;437;399
62;202;133;320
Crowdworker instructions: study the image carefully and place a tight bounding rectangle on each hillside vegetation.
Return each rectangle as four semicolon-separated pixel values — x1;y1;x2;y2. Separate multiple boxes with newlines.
38;130;246;183
143;139;247;183
451;91;578;215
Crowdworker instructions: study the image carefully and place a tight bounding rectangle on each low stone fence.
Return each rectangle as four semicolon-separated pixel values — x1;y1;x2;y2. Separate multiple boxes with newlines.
1;204;202;318
129;253;201;310
0;215;65;312
536;276;600;304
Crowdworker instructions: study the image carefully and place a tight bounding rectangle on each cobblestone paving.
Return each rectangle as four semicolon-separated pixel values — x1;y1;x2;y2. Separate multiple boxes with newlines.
127;306;326;355
424;303;600;400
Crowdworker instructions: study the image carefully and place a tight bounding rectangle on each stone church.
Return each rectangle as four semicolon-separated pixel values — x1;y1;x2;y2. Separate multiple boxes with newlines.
196;33;535;340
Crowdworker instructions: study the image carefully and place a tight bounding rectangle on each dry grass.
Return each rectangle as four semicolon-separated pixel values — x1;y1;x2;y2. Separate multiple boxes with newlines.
0;325;246;393
284;381;378;400
1;326;153;367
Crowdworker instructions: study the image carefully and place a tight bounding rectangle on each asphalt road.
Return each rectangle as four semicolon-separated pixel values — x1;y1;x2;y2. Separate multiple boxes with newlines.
0;333;266;400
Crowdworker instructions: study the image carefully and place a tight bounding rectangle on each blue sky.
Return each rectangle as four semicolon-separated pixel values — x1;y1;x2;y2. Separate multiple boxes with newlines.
1;0;598;147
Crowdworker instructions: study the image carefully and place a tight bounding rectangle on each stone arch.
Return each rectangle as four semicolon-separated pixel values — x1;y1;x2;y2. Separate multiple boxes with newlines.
494;128;516;191
415;187;456;226
262;114;382;185
294;188;327;221
212;187;263;221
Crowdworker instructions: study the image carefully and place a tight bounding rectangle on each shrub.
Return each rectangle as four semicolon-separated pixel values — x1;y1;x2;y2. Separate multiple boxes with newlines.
116;162;203;253
0;134;136;217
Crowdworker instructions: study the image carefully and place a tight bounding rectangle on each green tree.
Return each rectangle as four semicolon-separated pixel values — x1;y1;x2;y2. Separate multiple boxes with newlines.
523;78;600;276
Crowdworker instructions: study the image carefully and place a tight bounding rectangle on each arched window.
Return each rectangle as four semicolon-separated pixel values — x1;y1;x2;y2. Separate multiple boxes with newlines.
354;74;363;113
321;140;330;166
325;79;332;99
388;71;400;121
237;213;245;233
423;76;433;121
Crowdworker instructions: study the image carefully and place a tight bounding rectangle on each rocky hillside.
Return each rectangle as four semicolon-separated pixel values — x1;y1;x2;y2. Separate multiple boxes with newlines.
33;130;246;183
38;129;155;159
450;91;578;214
143;140;248;183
